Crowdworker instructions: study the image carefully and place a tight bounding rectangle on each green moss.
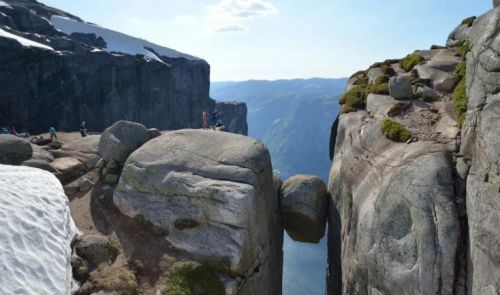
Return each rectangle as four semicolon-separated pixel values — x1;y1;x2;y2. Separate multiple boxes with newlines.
454;61;466;82
461;16;476;27
457;41;471;59
352;74;369;86
133;214;168;236
339;86;367;113
380;63;395;76
381;118;412;142
368;83;389;95
374;75;389;84
400;54;424;72
95;267;138;295
162;262;225;295
453;78;468;127
109;239;120;259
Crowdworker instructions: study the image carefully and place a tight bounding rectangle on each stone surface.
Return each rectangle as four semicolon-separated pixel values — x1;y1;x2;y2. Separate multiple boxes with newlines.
52;135;101;169
215;101;249;135
21;159;58;173
113;129;282;295
388;76;413;99
31;144;54;162
78;177;93;192
147;128;161;139
51;157;86;183
98;120;149;163
280;175;328;243
328;113;460;294
415;64;456;92
460;8;500;293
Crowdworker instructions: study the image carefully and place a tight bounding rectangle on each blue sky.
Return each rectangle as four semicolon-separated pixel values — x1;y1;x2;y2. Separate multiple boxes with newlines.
42;0;491;81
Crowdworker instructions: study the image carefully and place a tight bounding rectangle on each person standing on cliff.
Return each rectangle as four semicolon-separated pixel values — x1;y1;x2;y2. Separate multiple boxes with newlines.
202;109;209;130
80;121;87;137
49;126;57;141
210;109;218;130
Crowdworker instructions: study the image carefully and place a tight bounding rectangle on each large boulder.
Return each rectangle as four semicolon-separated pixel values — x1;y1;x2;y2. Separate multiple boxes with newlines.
113;129;282;295
459;8;500;293
0;165;78;294
280;175;328;243
98;121;149;164
388;76;413;99
328;112;460;294
0;134;33;165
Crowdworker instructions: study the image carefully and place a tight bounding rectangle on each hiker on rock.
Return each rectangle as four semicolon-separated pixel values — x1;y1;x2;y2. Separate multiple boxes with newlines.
202;109;209;130
9;126;17;136
80;121;87;137
210;109;218;130
49;126;57;140
216;111;223;128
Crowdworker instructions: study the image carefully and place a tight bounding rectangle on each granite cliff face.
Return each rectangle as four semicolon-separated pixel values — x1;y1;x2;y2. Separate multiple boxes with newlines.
327;3;500;294
0;0;246;135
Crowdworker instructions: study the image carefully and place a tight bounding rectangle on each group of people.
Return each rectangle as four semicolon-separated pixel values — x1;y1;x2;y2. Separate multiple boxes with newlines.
202;109;223;130
1;126;29;138
2;121;89;146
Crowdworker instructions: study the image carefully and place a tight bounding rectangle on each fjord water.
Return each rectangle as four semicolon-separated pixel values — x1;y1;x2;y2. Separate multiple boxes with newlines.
283;233;328;294
211;78;345;294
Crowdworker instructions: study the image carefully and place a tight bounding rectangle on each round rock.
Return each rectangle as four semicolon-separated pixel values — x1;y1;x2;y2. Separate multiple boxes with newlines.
0;134;33;165
280;175;328;243
75;234;118;267
98;120;149;163
389;76;414;99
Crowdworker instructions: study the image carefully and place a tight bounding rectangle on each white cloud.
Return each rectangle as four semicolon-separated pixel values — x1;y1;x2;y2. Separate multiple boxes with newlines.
208;0;278;33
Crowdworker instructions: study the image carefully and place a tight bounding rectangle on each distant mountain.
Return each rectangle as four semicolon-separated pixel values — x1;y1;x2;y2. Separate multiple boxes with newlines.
211;78;347;181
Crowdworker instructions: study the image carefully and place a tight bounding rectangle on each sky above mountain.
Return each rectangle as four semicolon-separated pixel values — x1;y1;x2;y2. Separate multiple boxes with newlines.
43;0;491;81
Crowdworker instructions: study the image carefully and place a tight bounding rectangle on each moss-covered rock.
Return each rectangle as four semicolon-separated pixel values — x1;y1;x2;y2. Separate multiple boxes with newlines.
75;234;119;267
339;86;367;113
400;54;424;72
453;78;468;127
368;83;390;95
162;261;225;295
92;266;138;295
457;40;471;59
381;118;412;142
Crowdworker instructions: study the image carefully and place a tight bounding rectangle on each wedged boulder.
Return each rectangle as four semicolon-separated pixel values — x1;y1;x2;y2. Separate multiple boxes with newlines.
0;134;33;165
113;129;282;295
280;175;328;243
388;76;413;99
21;159;58;173
52;135;101;169
0;165;78;294
98;121;149;164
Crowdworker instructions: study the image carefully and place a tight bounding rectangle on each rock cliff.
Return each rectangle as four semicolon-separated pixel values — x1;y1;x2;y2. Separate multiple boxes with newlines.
0;0;246;135
327;3;500;294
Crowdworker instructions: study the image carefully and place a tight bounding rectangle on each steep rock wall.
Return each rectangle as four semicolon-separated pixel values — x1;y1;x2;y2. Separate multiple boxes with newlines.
0;0;247;135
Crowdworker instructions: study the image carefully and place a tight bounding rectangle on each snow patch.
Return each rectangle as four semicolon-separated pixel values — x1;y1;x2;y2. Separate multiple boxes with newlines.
0;165;78;295
0;1;12;9
0;28;54;50
51;15;200;62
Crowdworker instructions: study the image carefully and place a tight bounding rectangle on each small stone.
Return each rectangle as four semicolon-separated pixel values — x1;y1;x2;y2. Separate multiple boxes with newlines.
75;234;118;267
104;173;119;184
79;178;94;192
388;76;414;99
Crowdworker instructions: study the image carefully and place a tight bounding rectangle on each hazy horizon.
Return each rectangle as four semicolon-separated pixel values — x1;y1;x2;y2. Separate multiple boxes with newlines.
42;0;491;81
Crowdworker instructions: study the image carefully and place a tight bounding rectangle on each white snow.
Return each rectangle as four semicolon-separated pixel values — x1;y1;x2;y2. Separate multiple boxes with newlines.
0;165;78;295
0;1;12;9
0;28;54;50
51;15;200;61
